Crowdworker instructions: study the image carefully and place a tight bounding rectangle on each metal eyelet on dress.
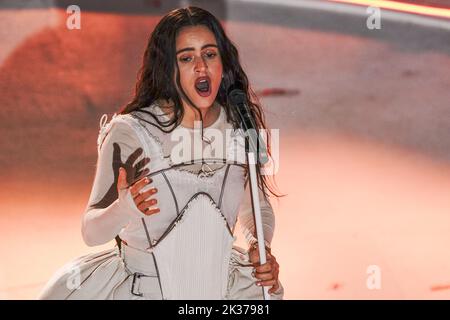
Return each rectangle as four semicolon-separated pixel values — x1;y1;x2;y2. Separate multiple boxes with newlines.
131;272;144;297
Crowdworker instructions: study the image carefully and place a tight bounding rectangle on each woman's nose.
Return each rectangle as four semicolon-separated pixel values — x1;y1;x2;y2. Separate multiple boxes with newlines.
194;56;207;72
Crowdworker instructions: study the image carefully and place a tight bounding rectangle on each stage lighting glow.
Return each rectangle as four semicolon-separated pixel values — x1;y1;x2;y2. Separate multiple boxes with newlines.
329;0;450;19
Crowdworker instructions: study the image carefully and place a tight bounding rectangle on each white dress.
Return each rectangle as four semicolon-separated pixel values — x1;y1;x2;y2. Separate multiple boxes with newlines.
38;101;284;300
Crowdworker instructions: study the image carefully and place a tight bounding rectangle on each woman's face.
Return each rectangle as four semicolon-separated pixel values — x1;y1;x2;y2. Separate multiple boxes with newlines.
175;25;223;111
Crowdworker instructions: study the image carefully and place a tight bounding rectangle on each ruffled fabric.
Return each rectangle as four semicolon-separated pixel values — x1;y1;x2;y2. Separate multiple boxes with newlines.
227;246;284;300
38;245;284;300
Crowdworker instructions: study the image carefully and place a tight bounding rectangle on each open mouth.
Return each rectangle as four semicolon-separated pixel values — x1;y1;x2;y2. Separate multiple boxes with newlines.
194;76;211;97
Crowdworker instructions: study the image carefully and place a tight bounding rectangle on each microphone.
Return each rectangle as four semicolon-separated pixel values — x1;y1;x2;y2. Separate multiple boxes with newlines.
227;87;269;165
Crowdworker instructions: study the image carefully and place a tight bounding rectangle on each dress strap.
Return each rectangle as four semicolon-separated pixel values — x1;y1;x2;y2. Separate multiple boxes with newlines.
218;164;231;210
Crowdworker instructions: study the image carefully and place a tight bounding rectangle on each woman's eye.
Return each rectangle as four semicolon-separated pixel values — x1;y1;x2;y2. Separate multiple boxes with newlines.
179;56;192;62
179;52;216;63
205;52;217;59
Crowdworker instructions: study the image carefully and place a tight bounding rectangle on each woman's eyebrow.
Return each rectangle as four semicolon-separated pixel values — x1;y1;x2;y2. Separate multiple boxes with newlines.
176;44;218;55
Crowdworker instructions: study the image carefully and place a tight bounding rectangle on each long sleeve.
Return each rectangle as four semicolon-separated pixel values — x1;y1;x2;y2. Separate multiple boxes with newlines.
81;120;149;246
238;181;275;248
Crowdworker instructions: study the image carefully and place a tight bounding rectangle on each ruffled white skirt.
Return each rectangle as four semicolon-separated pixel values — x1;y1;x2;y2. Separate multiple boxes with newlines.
38;195;284;300
38;243;284;300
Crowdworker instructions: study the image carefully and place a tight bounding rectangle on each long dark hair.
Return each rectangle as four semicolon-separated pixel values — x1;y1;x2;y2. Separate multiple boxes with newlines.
119;6;283;200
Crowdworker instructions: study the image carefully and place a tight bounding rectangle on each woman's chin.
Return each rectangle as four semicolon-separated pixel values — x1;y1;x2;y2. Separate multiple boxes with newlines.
190;95;217;109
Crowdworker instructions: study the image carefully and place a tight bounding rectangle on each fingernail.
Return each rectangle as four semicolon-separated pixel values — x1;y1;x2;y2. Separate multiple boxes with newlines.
256;282;261;286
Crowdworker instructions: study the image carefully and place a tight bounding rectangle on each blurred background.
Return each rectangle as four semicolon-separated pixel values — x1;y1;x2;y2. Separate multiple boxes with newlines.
0;0;449;299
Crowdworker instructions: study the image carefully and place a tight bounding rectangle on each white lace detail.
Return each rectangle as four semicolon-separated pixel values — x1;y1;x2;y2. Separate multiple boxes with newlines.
172;163;230;181
130;110;230;180
164;163;227;185
131;115;166;163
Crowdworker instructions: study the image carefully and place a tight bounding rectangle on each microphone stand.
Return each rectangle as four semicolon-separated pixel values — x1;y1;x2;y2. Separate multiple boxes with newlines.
245;133;271;301
229;87;270;300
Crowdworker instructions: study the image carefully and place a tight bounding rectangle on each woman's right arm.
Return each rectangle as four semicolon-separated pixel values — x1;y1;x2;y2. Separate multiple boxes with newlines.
81;122;153;246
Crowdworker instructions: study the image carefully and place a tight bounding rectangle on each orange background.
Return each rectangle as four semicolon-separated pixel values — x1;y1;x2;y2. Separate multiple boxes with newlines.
1;0;450;299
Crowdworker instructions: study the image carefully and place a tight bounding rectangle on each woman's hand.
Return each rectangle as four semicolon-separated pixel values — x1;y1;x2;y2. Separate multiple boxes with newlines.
113;144;149;186
248;243;280;295
117;166;160;216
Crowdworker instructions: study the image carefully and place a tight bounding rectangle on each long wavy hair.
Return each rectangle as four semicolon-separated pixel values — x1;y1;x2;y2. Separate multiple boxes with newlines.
119;6;283;200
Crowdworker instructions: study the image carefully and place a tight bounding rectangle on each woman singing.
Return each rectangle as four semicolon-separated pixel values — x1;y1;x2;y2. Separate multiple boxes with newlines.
39;6;284;300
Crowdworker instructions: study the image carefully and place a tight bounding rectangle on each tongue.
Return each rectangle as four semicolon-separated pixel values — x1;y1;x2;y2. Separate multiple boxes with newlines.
196;81;209;92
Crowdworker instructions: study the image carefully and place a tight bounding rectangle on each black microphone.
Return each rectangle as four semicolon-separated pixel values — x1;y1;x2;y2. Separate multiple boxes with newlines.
227;88;269;165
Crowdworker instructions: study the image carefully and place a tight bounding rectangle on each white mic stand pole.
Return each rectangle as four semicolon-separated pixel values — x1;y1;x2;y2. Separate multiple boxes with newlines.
246;150;270;300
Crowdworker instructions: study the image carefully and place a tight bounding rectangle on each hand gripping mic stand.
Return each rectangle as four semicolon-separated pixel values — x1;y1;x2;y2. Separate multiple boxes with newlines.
228;88;271;300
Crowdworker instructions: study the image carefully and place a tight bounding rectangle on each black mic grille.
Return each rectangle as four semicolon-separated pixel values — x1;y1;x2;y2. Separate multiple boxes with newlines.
228;88;246;106
227;88;270;165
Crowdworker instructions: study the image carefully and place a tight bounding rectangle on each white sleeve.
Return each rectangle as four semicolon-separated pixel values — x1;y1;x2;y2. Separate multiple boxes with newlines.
238;181;275;248
81;120;149;246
